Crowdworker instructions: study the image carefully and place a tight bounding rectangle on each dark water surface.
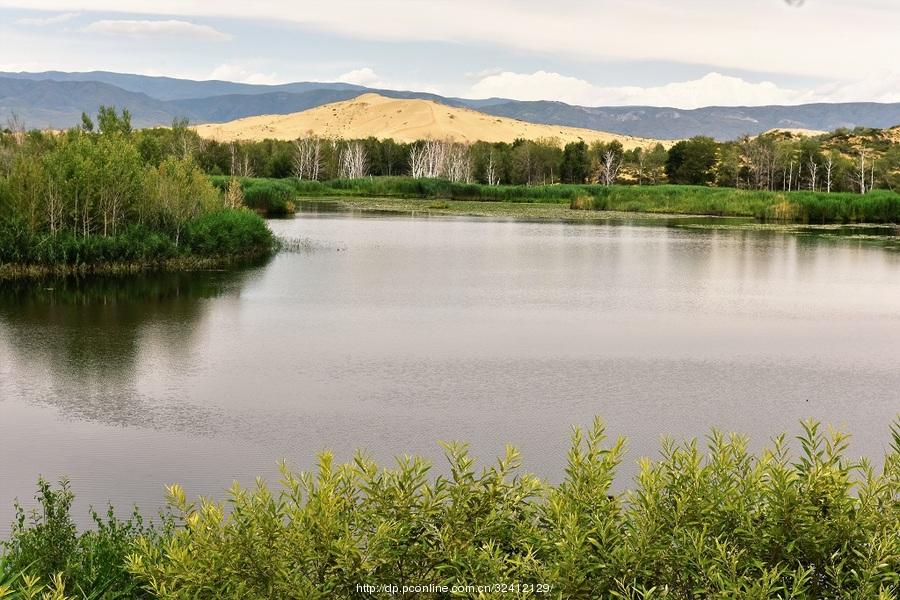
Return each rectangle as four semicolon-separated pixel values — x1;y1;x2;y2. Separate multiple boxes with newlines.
2;213;899;528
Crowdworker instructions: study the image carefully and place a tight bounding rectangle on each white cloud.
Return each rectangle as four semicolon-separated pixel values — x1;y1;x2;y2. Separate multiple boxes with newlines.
83;19;230;41
337;67;381;87
15;11;79;26
796;71;900;105
469;70;900;109
335;67;444;95
470;71;599;105
470;71;795;109
208;63;282;85
2;0;899;80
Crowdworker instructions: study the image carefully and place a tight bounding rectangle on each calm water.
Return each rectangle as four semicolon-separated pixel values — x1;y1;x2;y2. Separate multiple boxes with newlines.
2;213;899;528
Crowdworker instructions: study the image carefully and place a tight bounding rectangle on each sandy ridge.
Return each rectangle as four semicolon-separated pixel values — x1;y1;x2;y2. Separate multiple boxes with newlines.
193;93;668;149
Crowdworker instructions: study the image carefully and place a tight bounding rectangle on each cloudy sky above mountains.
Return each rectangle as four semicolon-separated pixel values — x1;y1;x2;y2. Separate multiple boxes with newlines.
1;0;898;108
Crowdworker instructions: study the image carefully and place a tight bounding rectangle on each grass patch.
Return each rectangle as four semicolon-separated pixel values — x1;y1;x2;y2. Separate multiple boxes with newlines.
0;209;275;280
226;177;900;224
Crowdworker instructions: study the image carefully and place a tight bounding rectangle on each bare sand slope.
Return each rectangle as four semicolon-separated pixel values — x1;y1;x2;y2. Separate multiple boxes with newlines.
193;93;666;149
763;127;828;137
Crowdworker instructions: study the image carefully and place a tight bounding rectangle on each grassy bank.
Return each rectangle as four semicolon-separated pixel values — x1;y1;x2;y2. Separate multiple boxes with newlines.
0;209;275;280
2;420;898;599
217;176;900;224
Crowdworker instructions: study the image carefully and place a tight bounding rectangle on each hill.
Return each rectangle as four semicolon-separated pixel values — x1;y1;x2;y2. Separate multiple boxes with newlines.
2;71;900;140
192;93;663;148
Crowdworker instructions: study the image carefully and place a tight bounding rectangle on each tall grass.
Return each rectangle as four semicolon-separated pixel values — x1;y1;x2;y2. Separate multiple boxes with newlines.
2;420;898;598
583;185;900;224
0;209;275;279
221;176;900;224
210;177;299;216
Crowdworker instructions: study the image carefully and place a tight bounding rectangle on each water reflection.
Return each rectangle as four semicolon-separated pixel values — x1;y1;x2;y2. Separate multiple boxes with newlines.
1;215;898;530
0;269;261;431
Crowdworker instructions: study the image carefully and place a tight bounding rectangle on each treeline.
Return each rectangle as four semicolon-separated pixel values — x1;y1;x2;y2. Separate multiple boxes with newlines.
0;108;273;275
1;420;898;598
100;119;899;194
5;111;898;195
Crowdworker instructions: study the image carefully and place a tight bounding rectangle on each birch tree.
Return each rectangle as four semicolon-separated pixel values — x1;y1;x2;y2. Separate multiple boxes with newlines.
824;152;835;193
600;150;621;186
856;150;867;194
339;141;367;179
293;135;322;180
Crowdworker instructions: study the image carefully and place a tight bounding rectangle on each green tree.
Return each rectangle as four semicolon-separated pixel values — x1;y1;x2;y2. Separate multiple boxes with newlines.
716;141;742;188
96;105;132;137
665;136;718;185
147;157;222;246
560;141;590;184
644;143;668;185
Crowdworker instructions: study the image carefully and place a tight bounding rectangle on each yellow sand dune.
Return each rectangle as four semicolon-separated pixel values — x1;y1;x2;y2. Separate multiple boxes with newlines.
193;93;665;149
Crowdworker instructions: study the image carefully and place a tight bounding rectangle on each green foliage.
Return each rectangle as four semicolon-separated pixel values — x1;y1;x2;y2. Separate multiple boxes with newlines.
118;419;900;599
666;137;719;186
225;175;900;224
560;141;591;184
96;107;132;137
2;421;898;598
184;210;274;256
2;478;157;599
211;178;297;216
0;111;275;276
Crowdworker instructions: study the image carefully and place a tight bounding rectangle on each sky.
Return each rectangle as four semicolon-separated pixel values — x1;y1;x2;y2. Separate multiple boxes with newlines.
1;0;898;109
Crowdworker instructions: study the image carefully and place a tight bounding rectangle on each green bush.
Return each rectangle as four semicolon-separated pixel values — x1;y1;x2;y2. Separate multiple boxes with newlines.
210;177;299;216
1;478;159;599
121;419;900;599
0;210;272;271
3;420;898;598
184;209;275;256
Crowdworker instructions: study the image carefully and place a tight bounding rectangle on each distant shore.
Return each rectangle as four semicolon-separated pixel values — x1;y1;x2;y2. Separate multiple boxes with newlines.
218;177;900;225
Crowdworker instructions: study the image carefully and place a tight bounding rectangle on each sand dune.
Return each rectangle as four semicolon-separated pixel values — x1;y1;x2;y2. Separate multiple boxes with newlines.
193;93;666;149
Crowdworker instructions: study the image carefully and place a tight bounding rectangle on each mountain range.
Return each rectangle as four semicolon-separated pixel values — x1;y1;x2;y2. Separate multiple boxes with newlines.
2;71;900;141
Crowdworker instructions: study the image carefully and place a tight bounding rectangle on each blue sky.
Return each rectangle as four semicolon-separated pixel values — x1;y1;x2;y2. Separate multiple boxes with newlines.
1;0;898;108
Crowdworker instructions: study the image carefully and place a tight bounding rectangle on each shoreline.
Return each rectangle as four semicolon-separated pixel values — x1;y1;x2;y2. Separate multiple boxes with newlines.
0;251;272;282
298;196;900;230
297;196;754;224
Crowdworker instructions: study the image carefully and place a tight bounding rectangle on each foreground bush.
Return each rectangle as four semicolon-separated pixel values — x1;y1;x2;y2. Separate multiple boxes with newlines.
1;479;159;599
3;420;899;599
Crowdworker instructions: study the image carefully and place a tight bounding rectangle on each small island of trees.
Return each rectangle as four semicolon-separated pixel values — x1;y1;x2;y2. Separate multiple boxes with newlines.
0;108;274;279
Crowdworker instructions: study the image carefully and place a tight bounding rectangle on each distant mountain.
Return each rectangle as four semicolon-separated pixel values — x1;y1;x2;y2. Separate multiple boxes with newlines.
0;70;363;101
0;77;176;128
478;101;900;140
2;71;900;140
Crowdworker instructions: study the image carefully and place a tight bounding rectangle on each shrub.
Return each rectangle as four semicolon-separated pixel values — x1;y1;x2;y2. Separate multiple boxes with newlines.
238;179;297;216
1;478;158;599
184;209;275;257
124;419;900;599
3;421;897;598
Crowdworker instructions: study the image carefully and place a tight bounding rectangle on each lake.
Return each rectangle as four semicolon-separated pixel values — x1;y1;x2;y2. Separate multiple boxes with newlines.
2;211;899;529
